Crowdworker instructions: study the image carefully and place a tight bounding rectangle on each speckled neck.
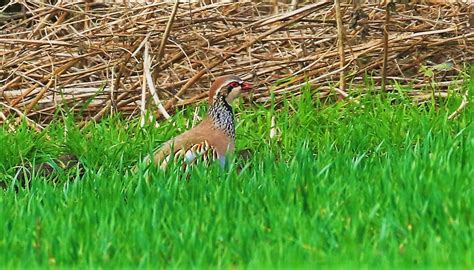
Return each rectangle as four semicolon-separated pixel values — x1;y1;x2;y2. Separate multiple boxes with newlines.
208;95;235;140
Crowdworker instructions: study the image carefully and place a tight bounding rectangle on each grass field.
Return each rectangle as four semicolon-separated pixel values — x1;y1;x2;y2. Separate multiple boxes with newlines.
1;76;473;268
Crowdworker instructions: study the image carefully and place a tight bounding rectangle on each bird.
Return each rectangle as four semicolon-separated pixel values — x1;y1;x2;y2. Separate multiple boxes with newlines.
1;154;83;191
139;75;252;170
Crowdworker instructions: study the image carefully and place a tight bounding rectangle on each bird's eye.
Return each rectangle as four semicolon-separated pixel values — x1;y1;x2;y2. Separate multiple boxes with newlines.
228;82;239;88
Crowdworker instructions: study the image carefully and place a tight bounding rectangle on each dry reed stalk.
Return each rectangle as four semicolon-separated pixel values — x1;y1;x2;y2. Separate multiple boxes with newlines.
157;0;179;63
334;0;347;98
144;42;171;119
381;2;394;93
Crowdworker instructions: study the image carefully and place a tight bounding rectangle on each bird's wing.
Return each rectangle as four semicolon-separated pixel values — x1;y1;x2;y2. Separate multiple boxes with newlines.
138;118;233;170
145;118;230;169
159;139;220;169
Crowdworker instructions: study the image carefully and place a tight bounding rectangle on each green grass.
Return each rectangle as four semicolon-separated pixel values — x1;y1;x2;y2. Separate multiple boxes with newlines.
1;77;473;268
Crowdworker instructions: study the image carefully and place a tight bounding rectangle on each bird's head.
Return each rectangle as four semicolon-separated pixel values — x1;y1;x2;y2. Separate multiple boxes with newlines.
208;75;252;105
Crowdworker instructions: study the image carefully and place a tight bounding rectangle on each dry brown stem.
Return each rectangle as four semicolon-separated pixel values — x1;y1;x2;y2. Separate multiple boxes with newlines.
334;0;347;97
381;2;393;92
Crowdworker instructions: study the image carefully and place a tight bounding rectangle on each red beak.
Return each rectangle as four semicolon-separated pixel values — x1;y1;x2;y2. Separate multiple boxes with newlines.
241;82;252;91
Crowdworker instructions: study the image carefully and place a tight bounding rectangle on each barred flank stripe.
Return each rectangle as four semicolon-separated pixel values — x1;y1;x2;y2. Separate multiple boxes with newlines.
161;140;219;169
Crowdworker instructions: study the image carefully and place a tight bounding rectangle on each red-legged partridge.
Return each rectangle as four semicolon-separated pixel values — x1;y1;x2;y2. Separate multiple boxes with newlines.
142;75;252;170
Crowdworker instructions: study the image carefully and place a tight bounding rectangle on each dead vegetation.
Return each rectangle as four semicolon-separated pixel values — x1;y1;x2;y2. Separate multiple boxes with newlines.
0;1;473;128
